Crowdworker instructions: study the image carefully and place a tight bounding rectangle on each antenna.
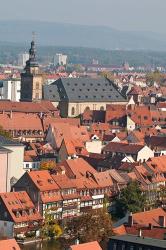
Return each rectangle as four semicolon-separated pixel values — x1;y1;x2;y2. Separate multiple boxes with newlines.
32;31;36;42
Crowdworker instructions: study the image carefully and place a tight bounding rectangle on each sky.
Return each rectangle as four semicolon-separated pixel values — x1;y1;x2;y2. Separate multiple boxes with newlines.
0;0;166;33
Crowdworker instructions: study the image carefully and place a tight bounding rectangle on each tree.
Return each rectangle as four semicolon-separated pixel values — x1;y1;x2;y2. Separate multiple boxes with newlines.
40;160;56;171
65;208;112;244
114;181;146;218
146;70;164;86
40;210;62;239
0;125;12;139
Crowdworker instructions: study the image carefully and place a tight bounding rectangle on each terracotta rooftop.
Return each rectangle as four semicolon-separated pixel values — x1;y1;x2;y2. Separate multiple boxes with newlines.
58;158;97;179
132;208;166;227
0;191;42;223
0;239;20;250
102;141;144;154
70;241;102;250
0;100;58;113
28;170;59;191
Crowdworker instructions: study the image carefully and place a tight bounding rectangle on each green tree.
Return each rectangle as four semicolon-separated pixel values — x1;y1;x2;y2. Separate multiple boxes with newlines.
0;125;12;139
40;160;56;171
146;70;164;86
41;210;62;239
114;181;146;218
65;208;112;244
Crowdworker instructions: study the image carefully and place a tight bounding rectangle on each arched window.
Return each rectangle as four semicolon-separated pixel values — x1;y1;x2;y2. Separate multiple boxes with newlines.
71;107;75;115
100;106;104;111
36;82;39;89
84;106;90;112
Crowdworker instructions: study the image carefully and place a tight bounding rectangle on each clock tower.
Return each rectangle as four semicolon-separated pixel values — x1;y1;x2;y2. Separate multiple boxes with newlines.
20;39;43;101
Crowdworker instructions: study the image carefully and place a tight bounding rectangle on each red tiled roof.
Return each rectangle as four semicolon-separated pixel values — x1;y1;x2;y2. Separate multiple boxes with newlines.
103;141;144;154
0;239;20;250
0;113;43;131
0;191;42;223
43;117;80;132
113;225;127;235
70;241;102;250
132;208;166;227
146;155;166;173
58;158;97;179
50;122;89;149
0;100;57;113
125;225;166;240
28;170;59;191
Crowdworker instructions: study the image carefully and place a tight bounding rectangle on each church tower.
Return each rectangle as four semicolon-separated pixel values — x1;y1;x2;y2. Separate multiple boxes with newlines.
20;39;43;101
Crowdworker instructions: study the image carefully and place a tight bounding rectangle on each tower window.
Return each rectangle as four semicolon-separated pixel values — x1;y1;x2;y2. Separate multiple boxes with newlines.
71;107;75;115
36;82;39;89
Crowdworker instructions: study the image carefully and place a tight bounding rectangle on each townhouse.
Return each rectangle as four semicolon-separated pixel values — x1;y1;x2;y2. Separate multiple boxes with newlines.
13;171;63;220
102;141;154;163
0;191;42;238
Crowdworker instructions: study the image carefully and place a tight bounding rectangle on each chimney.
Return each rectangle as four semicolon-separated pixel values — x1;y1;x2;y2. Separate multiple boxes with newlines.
128;212;133;227
75;238;79;245
159;216;166;227
138;229;142;237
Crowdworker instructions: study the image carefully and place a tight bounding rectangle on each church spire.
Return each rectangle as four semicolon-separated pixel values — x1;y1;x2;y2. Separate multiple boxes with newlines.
25;32;38;70
29;32;36;62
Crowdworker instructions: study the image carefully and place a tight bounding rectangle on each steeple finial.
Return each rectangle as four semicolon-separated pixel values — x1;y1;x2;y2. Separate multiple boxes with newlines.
32;31;36;42
29;31;37;61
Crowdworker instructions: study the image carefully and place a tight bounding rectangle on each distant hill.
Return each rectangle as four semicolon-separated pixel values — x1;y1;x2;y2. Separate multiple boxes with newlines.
0;20;166;50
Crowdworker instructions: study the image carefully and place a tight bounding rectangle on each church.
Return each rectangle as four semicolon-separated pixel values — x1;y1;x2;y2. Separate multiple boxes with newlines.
20;39;43;101
43;77;127;117
20;40;126;117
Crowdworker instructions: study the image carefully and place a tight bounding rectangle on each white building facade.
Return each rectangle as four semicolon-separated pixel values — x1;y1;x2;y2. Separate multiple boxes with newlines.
53;54;67;66
2;79;21;101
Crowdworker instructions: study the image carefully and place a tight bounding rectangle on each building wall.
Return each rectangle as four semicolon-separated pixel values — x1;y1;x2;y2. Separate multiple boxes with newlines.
23;161;40;171
32;75;43;100
0;152;9;192
127;116;136;131
137;146;154;162
85;140;103;154
4;145;24;191
21;73;43;101
0;221;14;238
3;80;21;101
67;101;127;117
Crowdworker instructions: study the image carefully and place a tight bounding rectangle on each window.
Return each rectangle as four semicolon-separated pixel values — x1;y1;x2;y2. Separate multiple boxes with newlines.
71;107;75;116
36;82;39;89
100;106;104;111
144;116;148;120
26;164;29;168
85;106;90;111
